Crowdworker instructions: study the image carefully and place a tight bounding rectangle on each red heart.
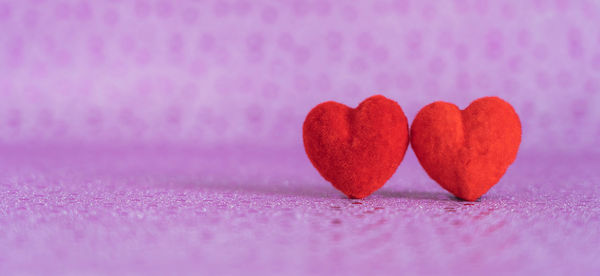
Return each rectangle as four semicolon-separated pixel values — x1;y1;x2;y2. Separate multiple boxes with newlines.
410;97;521;201
303;95;409;199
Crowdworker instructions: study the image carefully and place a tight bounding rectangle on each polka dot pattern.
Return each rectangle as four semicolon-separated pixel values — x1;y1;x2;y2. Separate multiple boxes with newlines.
0;0;599;152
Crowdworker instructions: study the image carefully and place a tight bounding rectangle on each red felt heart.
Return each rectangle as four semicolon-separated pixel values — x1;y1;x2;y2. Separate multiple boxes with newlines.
303;95;409;199
410;97;521;201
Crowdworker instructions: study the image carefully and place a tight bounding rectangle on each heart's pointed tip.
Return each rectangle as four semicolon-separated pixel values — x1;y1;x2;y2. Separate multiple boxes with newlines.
453;193;482;202
346;194;368;200
461;197;480;202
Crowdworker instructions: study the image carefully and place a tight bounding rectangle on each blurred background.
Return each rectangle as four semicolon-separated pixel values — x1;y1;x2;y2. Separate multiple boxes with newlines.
1;0;599;153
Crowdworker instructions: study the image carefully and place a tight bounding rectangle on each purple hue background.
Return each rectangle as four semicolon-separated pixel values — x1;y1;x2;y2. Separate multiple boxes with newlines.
1;0;599;152
0;1;599;275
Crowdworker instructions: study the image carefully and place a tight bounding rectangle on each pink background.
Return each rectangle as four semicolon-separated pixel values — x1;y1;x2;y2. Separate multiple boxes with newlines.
1;1;599;275
1;0;599;152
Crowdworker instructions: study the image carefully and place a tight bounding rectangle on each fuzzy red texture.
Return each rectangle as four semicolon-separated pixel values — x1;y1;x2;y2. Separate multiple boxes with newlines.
410;97;522;201
303;95;409;199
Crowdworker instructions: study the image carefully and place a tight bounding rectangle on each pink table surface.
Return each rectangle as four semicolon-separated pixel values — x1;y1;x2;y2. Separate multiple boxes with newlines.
1;145;598;275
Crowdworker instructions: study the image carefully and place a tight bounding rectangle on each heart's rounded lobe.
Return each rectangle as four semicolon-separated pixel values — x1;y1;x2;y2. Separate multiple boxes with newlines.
410;97;521;201
303;95;409;199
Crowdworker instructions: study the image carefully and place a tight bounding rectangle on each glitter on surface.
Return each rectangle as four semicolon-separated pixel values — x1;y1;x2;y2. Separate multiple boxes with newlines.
1;145;598;275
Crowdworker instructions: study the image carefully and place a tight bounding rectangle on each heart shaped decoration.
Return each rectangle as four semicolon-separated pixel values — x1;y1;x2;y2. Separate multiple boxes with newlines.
410;97;521;201
303;95;409;199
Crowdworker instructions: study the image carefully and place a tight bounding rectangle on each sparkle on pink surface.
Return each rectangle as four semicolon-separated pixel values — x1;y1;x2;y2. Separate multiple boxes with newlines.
0;145;598;275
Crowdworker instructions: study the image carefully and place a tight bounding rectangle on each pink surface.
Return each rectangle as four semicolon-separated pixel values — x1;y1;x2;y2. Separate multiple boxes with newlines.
1;1;600;275
1;146;599;275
